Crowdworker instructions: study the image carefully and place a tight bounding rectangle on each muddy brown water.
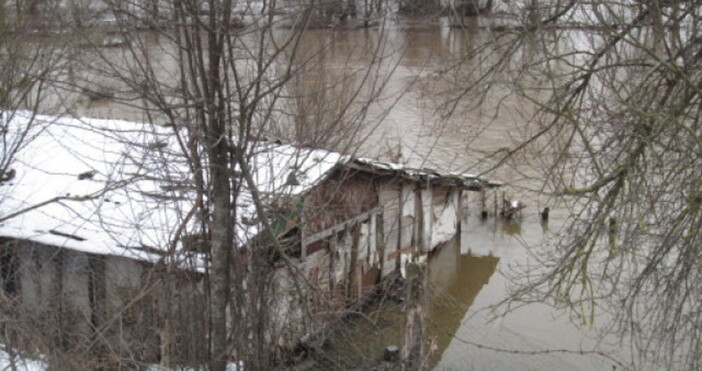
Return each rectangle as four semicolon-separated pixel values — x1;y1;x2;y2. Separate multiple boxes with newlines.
316;216;622;370
45;16;629;370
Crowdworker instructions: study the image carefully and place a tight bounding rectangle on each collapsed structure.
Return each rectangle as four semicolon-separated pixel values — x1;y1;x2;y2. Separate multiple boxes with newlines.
0;112;499;366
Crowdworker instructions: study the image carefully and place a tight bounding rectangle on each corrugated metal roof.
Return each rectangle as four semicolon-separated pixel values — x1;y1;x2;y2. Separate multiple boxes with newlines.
346;157;501;189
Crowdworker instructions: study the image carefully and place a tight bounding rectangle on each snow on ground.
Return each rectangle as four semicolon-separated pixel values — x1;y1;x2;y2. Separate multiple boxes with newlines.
0;346;46;371
0;344;244;371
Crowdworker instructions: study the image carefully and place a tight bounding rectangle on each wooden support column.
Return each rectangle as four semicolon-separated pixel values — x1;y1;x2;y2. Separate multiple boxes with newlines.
376;211;386;278
347;223;361;303
88;254;106;361
414;187;423;252
421;186;432;253
456;189;463;246
55;249;65;346
369;213;377;267
396;183;403;272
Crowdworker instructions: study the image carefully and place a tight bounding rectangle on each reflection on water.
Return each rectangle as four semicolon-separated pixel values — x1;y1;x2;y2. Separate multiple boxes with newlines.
500;219;522;236
427;239;499;367
317;210;619;370
318;206;621;370
315;236;499;370
435;211;621;371
478;218;523;236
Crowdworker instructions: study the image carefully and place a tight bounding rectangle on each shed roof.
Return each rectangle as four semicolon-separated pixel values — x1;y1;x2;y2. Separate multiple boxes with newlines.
345;158;501;189
0;112;498;263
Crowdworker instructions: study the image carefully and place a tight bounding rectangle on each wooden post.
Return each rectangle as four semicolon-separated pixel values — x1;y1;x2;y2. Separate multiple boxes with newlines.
541;207;550;222
376;211;385;278
480;189;488;219
414;187;423;252
396;183;403;272
403;261;427;370
347;223;361;304
370;213;377;267
421;186;432;253
88;255;106;332
329;234;337;294
608;218;618;252
456;189;463;245
88;255;107;363
55;249;65;349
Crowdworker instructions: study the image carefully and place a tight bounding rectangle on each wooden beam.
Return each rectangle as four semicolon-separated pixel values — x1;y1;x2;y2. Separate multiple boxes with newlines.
301;207;382;247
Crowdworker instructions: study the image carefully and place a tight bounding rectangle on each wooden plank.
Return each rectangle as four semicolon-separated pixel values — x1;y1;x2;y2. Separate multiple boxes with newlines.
348;223;361;303
396;184;403;271
301;207;382;246
421;186;433;253
376;211;386;276
369;213;377;267
414;187;423;252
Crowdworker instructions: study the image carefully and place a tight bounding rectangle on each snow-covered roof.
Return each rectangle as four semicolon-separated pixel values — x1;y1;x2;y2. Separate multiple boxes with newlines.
0;112;497;263
0;113;201;263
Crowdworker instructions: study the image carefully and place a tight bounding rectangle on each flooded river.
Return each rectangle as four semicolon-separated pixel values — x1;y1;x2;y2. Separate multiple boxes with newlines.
431;212;624;370
49;16;630;370
289;18;628;370
314;211;624;370
288;18;630;370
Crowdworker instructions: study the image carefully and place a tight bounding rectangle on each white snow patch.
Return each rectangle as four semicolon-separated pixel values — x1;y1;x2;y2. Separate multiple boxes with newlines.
0;346;46;371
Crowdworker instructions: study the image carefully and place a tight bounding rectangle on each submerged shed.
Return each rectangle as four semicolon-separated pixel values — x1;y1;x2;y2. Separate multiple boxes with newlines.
0;112;500;362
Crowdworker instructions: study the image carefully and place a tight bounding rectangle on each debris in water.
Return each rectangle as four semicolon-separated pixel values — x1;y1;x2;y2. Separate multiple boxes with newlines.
500;194;526;219
541;207;550;221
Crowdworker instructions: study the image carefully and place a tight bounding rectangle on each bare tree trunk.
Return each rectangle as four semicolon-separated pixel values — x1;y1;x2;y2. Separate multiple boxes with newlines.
204;1;234;368
206;55;233;371
209;149;232;370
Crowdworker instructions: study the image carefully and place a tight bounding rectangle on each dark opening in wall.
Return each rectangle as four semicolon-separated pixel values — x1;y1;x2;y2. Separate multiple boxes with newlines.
0;242;18;298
